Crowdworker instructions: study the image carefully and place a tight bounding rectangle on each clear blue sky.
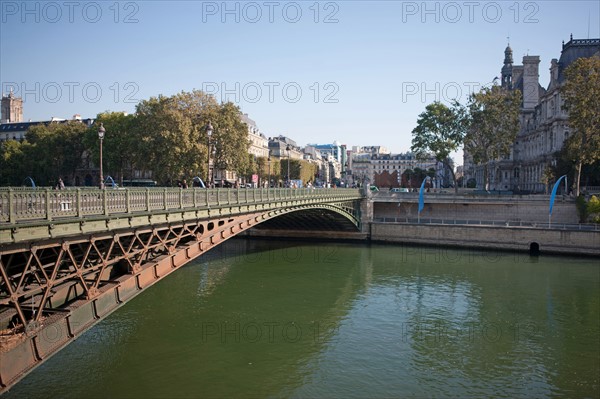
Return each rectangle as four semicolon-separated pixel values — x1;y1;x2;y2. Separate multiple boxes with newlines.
1;1;599;165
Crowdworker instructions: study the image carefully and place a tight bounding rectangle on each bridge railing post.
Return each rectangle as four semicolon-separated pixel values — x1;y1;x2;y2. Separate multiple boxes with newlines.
146;188;150;211
76;189;82;218
125;189;131;214
103;189;109;216
45;188;52;221
8;188;15;224
164;188;168;210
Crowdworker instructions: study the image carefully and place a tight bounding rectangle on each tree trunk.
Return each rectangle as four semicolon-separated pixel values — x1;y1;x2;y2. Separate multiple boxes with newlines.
442;160;458;195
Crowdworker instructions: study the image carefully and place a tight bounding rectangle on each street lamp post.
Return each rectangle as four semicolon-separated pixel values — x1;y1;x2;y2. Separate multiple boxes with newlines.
253;155;257;188
286;144;291;187
267;152;271;189
206;121;213;188
98;123;105;189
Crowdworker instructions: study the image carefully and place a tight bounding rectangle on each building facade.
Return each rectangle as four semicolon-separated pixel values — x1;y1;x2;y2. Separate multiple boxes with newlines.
241;113;269;159
1;90;23;124
465;36;600;192
0;116;95;142
268;135;303;159
350;151;442;188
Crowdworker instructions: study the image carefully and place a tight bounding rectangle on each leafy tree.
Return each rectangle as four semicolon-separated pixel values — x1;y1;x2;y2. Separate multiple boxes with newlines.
26;121;88;185
280;157;291;183
540;165;555;194
283;159;319;185
136;92;249;185
255;156;266;181
299;160;318;185
210;102;250;179
0;140;33;186
463;85;521;190
562;57;600;196
411;101;466;193
267;158;281;187
134;91;219;184
84;112;136;185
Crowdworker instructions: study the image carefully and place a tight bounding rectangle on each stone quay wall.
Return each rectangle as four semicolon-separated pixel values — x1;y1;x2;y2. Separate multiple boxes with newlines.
370;223;600;256
372;193;578;224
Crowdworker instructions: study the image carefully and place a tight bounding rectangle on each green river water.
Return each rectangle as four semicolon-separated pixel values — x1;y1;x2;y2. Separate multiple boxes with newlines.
4;240;599;398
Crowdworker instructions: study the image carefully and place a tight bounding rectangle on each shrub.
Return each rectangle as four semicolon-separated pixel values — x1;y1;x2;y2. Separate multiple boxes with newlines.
576;195;589;223
588;195;600;223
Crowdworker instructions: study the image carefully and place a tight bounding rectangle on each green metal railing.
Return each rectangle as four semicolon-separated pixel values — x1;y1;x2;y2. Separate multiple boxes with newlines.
0;188;363;224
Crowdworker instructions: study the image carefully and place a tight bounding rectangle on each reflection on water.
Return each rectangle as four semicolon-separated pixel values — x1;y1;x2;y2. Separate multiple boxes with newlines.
5;240;599;398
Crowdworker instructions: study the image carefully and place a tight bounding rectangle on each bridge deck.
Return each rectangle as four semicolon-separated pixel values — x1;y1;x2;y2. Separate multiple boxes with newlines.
0;187;363;244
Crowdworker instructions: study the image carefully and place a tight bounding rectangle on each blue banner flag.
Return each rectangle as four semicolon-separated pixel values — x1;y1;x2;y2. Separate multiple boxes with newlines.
418;178;427;214
549;175;567;216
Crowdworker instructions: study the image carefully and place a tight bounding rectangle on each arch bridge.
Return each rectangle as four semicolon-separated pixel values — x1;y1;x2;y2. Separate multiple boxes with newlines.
0;187;364;392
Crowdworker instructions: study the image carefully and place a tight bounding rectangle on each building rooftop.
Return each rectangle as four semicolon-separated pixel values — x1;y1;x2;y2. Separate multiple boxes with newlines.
0;118;95;133
557;37;600;83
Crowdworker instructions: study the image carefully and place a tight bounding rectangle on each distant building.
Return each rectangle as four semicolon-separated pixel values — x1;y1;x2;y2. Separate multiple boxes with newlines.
0;115;95;142
465;36;600;192
241;113;269;159
311;141;342;163
1;90;23;124
299;145;326;184
308;141;347;183
351;152;443;188
268;135;303;159
351;145;390;156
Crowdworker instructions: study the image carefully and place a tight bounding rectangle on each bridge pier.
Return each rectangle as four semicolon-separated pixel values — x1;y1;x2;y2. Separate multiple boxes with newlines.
360;186;373;237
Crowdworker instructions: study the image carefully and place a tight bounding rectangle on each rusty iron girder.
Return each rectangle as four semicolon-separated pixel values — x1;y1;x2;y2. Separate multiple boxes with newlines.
0;208;304;391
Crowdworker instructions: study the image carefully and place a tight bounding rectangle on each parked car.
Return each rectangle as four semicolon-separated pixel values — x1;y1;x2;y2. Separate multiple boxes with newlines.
370;185;379;192
390;188;409;193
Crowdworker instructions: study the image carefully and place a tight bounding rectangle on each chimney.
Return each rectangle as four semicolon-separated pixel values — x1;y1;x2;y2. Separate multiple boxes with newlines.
522;55;540;110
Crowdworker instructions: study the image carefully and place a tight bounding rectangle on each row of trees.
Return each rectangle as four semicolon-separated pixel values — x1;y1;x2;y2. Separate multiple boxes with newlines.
411;85;521;194
410;57;600;196
87;91;251;186
0;90;255;187
245;155;319;186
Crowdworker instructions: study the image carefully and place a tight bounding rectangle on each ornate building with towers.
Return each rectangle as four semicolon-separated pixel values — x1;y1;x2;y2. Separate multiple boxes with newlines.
1;90;23;124
465;36;600;193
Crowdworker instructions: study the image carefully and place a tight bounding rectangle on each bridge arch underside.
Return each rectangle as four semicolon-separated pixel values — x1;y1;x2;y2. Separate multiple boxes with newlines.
256;204;360;231
0;203;359;390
